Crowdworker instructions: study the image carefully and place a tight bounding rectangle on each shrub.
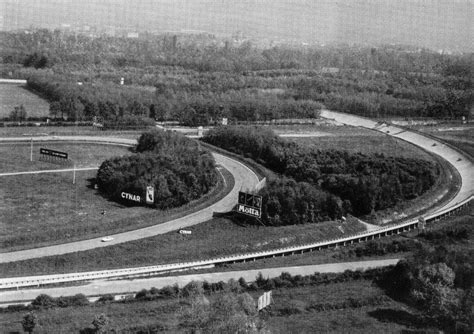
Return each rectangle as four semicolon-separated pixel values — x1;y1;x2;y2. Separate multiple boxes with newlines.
97;130;217;209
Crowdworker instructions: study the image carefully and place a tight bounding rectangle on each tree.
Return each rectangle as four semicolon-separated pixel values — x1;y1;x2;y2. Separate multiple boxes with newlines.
10;105;27;121
31;294;56;308
91;313;110;334
49;101;61;118
410;262;462;323
22;312;38;334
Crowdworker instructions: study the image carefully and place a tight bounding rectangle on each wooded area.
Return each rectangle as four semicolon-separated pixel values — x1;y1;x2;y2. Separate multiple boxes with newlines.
203;126;438;224
0;29;471;125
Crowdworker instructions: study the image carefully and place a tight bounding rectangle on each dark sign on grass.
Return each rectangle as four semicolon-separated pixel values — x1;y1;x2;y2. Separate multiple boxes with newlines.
39;148;69;164
40;148;68;159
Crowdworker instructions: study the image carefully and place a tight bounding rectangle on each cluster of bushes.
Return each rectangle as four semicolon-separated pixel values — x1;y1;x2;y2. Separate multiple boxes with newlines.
379;246;473;330
203;126;438;220
131;267;393;304
259;177;344;224
97;130;217;209
30;293;89;309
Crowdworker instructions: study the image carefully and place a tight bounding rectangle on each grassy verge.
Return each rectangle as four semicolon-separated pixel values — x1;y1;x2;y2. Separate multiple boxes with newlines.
443;139;474;158
0;158;233;252
0;84;49;118
0;217;367;277
158;204;472;276
0;142;131;172
0;276;433;334
288;128;434;161
0;125;145;138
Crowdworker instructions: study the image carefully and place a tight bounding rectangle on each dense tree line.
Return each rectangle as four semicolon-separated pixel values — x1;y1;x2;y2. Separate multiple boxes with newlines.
259;177;344;225
2;29;470;74
203;126;438;221
25;72;322;126
96;130;217;209
26;73;156;128
1;29;471;124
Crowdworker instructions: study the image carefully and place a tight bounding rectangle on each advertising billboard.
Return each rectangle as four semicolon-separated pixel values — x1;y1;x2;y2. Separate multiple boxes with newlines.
146;186;154;204
237;191;262;218
40;148;68;160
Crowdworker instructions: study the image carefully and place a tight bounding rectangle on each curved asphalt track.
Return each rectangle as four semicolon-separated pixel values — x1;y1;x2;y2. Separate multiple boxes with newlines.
320;110;474;209
0;136;259;263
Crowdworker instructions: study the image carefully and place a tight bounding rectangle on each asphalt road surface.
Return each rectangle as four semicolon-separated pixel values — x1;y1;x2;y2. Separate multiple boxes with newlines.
0;258;399;304
320;110;474;211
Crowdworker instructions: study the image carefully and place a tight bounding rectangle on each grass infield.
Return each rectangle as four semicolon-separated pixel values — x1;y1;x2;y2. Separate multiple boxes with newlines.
0;142;232;252
0;84;49;118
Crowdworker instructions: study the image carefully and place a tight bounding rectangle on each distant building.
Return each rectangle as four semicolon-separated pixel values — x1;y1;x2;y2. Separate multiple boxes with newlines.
127;32;139;39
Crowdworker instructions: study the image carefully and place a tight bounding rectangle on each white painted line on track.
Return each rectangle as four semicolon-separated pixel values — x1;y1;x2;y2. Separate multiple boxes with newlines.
0;167;98;177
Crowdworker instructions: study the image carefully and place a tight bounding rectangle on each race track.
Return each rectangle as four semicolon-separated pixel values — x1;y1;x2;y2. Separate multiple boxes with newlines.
320;110;474;210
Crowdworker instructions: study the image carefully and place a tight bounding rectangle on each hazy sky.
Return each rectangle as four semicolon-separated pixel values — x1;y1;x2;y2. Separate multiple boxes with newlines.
1;0;472;51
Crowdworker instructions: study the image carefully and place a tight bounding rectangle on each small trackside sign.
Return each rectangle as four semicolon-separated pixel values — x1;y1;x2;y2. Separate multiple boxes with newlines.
237;204;261;218
146;186;154;204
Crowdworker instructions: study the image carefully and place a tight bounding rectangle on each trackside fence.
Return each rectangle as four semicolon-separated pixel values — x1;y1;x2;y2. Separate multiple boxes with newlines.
0;195;471;290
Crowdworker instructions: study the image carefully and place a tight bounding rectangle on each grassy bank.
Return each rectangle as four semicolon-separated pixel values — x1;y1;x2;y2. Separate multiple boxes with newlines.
0;275;434;334
0;216;366;277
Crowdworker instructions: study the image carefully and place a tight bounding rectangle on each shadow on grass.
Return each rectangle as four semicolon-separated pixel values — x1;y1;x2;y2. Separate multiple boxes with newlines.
214;210;266;228
86;177;128;208
368;308;427;329
86;177;97;189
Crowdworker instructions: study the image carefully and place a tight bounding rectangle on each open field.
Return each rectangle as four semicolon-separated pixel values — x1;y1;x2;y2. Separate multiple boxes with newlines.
0;217;366;277
0;84;50;118
0;126;151;138
0;166;231;253
265;281;428;334
0;279;432;334
0;142;130;172
0;141;232;252
281;124;435;161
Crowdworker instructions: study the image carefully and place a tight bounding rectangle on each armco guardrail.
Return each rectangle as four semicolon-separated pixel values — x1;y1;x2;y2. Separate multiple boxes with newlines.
0;195;471;289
